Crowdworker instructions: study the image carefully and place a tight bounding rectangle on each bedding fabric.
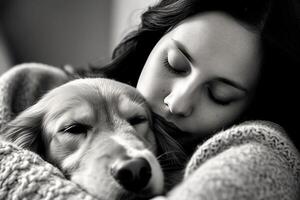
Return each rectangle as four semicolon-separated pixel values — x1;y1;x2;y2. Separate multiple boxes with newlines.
0;63;299;200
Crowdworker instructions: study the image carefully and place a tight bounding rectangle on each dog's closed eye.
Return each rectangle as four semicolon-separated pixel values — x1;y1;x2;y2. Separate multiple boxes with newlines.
59;123;92;135
128;115;148;126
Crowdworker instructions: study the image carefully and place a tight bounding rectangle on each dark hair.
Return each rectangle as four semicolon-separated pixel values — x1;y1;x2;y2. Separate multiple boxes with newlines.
87;0;300;149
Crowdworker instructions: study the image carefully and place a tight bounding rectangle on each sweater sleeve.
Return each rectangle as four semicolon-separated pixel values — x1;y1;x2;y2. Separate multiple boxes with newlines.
0;140;97;200
0;63;70;130
152;121;300;200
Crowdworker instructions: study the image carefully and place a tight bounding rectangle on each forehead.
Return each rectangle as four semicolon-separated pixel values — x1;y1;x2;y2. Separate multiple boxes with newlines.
166;12;262;89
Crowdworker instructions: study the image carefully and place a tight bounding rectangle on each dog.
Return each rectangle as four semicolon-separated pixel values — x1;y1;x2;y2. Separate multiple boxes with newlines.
1;78;164;199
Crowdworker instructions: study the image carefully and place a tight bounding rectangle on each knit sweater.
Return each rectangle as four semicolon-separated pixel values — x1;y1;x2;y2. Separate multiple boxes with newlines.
0;64;299;200
153;122;300;200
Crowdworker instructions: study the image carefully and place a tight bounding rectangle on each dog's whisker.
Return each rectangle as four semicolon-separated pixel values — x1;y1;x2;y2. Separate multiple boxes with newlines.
146;143;156;153
160;163;184;170
156;150;184;160
161;166;179;171
159;161;180;166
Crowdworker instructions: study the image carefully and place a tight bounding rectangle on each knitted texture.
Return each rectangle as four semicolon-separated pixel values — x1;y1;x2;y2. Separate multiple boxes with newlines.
152;122;300;200
0;140;97;200
1;64;300;200
0;63;69;130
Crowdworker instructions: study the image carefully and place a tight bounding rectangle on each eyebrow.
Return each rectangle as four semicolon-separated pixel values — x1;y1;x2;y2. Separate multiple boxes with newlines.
171;39;194;63
215;77;248;93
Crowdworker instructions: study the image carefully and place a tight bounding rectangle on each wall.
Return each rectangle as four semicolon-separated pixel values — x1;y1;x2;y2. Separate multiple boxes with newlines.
1;0;111;68
109;0;158;52
0;0;157;70
0;25;12;73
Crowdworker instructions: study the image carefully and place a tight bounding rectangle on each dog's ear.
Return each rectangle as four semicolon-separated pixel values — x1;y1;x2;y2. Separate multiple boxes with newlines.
2;102;46;155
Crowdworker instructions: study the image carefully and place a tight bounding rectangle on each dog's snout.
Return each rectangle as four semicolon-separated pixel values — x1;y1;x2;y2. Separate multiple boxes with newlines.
111;157;152;192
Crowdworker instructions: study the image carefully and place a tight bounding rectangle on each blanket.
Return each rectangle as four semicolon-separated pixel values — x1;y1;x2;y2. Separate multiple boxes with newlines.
0;63;300;200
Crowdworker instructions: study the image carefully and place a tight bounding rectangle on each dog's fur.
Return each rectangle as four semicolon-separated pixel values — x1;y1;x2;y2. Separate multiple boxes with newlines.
1;78;164;199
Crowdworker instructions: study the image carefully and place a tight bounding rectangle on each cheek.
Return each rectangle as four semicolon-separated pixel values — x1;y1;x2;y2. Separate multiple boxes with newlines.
187;102;249;136
136;38;171;105
206;107;242;129
137;64;168;106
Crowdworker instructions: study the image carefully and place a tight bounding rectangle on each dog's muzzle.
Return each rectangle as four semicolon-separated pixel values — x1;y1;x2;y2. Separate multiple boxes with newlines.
111;157;152;192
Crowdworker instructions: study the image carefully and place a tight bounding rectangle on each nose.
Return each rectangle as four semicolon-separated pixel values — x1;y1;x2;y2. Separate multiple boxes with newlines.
110;157;152;192
164;88;194;117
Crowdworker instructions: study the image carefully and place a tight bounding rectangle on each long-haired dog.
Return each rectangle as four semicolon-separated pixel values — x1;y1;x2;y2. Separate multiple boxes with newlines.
1;78;165;199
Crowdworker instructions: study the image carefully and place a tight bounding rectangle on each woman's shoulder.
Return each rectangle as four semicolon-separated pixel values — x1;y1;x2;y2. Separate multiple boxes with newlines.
186;120;300;176
179;121;300;199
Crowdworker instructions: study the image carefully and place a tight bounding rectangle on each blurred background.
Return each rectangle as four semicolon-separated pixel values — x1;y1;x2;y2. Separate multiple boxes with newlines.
0;0;158;74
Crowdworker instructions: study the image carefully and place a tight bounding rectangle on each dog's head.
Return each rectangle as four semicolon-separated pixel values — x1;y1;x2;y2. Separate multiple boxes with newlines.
2;78;164;199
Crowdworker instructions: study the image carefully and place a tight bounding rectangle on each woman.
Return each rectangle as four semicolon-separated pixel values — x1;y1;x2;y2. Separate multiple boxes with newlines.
85;0;300;198
89;0;300;152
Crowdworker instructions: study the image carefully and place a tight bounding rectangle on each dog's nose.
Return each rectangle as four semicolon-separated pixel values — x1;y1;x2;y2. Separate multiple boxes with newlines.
111;157;152;192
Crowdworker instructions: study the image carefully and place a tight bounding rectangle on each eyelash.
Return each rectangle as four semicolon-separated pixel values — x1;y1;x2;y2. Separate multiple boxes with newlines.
60;122;92;135
162;57;186;75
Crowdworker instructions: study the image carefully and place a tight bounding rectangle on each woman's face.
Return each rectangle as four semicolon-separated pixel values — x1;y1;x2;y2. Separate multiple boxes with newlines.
136;12;262;143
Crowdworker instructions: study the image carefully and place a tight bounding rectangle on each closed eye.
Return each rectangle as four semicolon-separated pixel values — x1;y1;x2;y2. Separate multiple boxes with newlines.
207;81;247;106
162;57;187;75
128;115;148;126
207;88;232;106
60;123;92;135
